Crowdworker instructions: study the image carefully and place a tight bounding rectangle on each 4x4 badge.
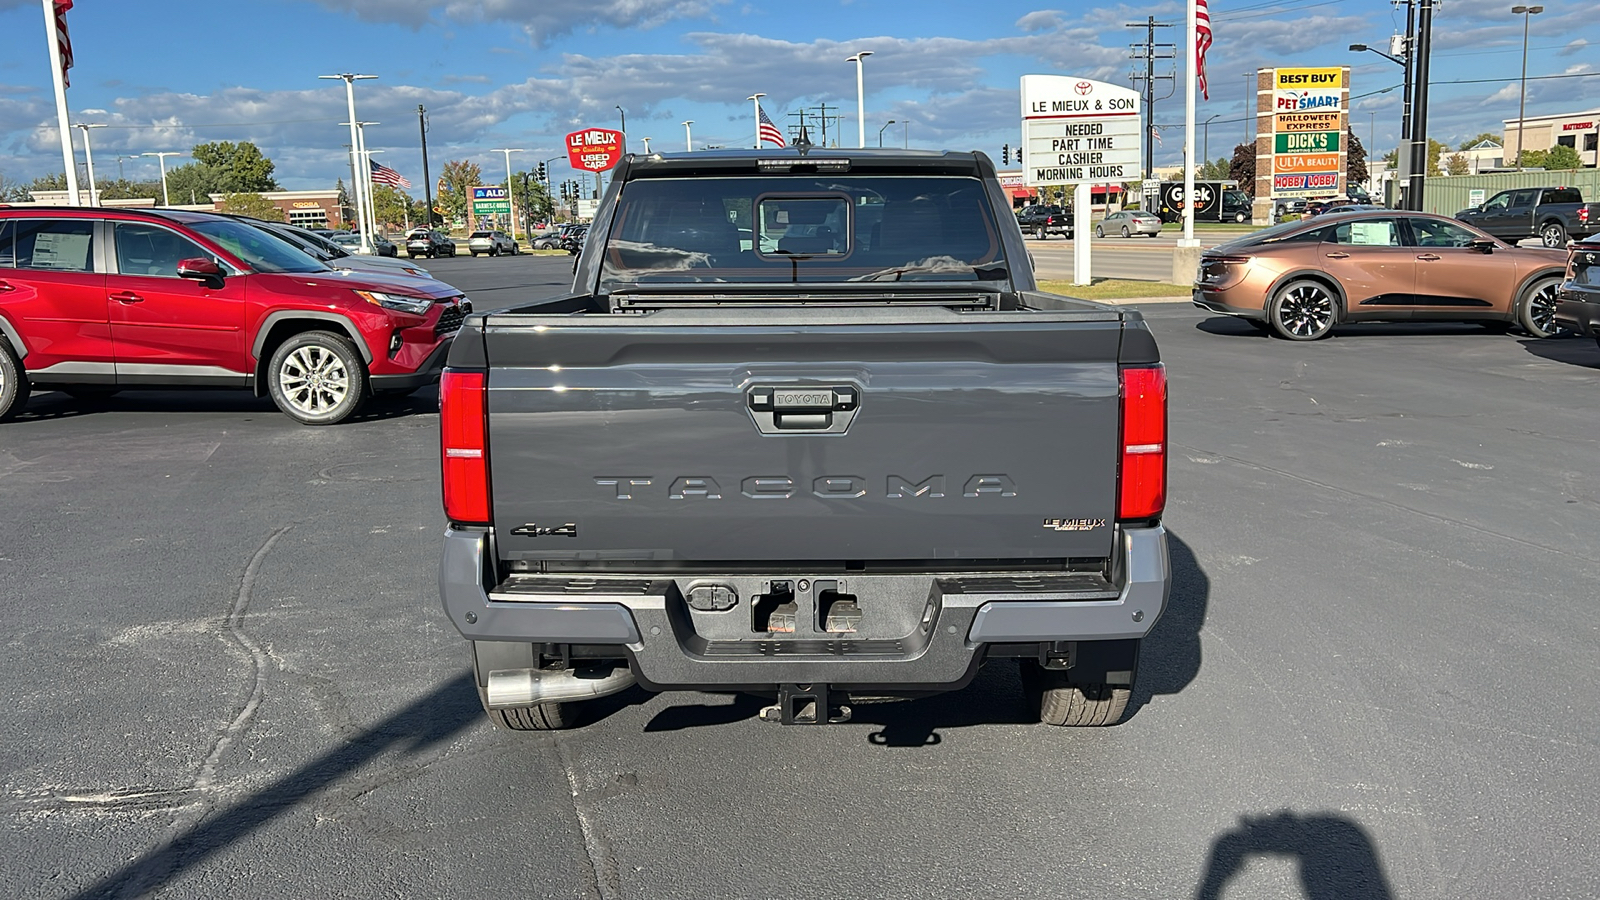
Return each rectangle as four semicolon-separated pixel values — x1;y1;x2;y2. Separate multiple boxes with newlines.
1043;517;1106;532
511;523;577;537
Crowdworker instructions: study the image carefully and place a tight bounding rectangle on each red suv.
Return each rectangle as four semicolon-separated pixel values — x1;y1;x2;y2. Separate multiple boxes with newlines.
0;207;469;424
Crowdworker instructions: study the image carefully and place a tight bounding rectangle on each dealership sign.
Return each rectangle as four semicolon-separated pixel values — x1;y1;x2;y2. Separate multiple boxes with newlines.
1019;75;1142;186
566;128;625;172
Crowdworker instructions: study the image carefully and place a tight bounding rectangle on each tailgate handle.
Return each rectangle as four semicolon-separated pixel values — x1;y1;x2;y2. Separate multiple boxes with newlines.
747;385;860;435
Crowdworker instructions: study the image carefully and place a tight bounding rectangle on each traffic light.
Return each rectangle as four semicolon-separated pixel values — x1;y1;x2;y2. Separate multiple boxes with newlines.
537;162;547;182
1002;143;1010;165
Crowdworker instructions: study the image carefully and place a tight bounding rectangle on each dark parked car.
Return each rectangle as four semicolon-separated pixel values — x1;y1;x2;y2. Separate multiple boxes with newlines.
1456;187;1600;248
561;224;588;254
405;229;457;259
1553;236;1600;350
1016;204;1073;239
438;148;1169;732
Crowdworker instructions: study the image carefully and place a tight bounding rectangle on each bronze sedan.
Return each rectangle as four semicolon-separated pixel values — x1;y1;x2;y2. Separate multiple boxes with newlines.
1192;212;1569;340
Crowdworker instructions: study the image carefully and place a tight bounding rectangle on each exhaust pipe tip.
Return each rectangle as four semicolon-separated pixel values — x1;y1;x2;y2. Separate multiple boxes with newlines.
485;666;637;709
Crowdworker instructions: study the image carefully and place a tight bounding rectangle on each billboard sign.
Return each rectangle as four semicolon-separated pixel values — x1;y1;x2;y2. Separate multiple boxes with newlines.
1264;66;1347;198
1019;75;1142;186
566;128;625;172
470;186;511;215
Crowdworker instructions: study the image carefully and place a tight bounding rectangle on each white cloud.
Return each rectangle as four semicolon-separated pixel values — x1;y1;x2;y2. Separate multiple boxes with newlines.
310;0;726;45
1560;39;1590;57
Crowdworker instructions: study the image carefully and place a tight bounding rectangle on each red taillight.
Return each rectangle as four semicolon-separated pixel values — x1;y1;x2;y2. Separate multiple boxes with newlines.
441;368;491;525
1119;365;1167;521
1580;207;1590;225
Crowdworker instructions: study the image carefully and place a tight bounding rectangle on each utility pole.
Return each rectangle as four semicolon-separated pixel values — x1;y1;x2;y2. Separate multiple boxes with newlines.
810;101;836;148
419;105;434;228
1406;0;1433;212
1127;16;1176;181
1397;0;1415;209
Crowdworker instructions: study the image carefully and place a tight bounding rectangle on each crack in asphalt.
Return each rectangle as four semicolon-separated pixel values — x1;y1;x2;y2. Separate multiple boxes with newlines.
556;735;624;900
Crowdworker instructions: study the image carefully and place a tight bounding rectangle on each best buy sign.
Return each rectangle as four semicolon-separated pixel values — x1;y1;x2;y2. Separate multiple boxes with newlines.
1275;131;1341;154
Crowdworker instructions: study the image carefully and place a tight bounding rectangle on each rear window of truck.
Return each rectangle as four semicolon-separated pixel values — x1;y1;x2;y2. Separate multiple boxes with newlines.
598;175;1009;286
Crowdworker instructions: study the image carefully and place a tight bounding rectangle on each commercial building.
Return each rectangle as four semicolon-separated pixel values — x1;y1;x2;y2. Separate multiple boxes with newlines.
1502;108;1600;168
995;170;1125;210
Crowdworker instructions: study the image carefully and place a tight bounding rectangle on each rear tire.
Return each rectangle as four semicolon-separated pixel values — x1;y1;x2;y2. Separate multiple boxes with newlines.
0;339;30;422
1022;663;1131;726
1121;226;1130;237
489;701;581;731
267;330;368;425
1516;276;1568;339
1540;221;1568;248
1269;279;1339;340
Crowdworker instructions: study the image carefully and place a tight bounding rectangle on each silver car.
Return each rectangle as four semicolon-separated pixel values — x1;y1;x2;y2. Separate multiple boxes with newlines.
467;230;519;256
1096;210;1163;238
257;223;435;279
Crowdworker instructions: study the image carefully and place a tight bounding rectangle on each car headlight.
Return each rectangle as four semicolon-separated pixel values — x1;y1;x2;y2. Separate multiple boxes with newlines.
355;290;433;315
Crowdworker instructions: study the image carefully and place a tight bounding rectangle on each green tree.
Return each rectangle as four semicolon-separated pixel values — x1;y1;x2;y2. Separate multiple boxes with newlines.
1458;132;1501;150
1542;144;1584;170
1346;128;1368;186
1446;153;1470;176
436;159;482;230
28;172;70;192
190;141;279;193
1229;143;1256;198
1198;157;1231;180
217;192;285;222
97;178;163;201
371;184;416;231
1425;139;1448;177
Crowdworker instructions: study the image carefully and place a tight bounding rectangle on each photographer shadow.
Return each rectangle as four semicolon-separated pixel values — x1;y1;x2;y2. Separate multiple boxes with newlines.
1195;810;1394;900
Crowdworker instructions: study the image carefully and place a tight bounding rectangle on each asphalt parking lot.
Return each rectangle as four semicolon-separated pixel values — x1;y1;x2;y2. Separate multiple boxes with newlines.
4;252;1599;899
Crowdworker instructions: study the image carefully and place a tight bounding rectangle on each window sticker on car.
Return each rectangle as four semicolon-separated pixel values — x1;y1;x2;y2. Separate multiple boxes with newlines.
31;230;93;270
1347;221;1396;246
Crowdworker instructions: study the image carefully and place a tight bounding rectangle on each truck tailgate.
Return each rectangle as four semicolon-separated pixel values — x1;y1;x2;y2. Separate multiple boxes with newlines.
483;308;1126;563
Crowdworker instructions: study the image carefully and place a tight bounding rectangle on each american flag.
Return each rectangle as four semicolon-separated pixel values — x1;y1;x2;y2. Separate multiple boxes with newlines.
758;104;785;147
1196;0;1213;101
54;0;74;88
369;159;412;189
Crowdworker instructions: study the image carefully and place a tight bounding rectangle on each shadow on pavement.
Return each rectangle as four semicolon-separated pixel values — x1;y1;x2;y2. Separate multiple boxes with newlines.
1128;531;1208;716
12;388;436;424
1195;316;1272;337
1194;811;1394;900
69;673;480;900
1518;335;1600;368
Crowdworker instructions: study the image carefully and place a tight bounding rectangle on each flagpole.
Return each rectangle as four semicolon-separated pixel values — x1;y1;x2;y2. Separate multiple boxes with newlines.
42;0;80;206
748;93;765;149
1181;0;1198;248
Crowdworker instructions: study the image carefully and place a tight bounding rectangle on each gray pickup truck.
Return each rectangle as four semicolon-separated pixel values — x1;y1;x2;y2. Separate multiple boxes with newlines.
438;148;1170;730
1456;186;1600;248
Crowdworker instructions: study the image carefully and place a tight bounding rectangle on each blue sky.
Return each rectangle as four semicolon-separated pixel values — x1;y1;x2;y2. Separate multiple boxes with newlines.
0;0;1595;192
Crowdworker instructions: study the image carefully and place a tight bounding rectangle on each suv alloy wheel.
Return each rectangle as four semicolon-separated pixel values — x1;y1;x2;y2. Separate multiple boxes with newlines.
267;331;369;425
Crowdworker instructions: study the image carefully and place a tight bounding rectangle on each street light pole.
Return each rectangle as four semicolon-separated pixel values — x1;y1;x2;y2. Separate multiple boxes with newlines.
878;119;896;147
1349;41;1411;207
1202;114;1220;170
642;138;651;154
747;93;765;149
141;151;181;206
73;123;106;206
1512;5;1544;171
846;51;873;148
419;105;434;227
616;105;627;152
491;148;523;237
320;73;378;252
1243;72;1255;145
682;121;694;152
